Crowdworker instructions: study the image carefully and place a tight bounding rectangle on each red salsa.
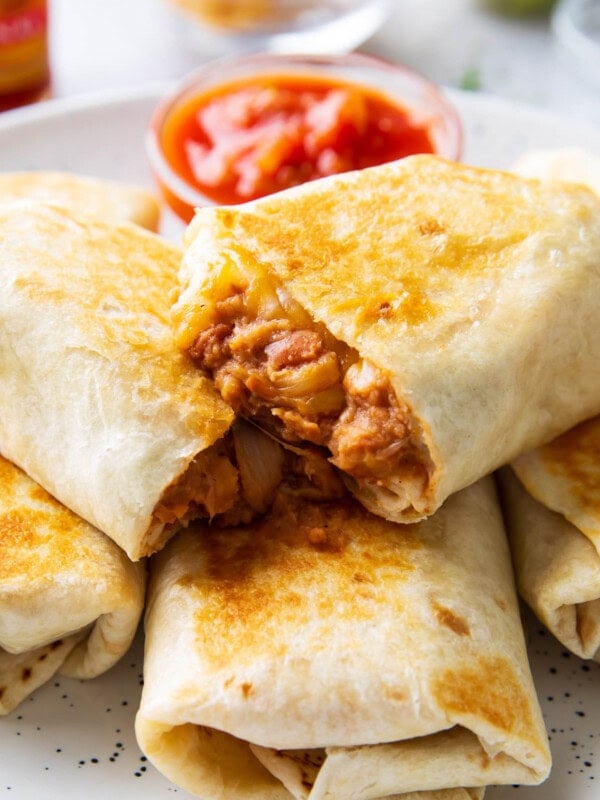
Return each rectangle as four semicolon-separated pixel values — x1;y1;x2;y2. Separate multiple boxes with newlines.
159;73;436;207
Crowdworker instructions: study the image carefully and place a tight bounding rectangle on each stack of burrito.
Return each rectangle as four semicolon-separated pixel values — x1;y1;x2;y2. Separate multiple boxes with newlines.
498;148;600;663
140;154;600;797
0;186;342;713
0;173;158;710
4;153;600;797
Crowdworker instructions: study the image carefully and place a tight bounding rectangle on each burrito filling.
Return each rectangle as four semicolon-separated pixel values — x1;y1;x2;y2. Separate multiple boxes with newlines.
185;265;433;505
148;421;344;552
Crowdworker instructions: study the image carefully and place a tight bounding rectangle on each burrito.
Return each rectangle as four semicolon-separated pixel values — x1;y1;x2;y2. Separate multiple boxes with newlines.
0;198;345;560
0;201;243;560
0;454;145;715
173;154;600;524
0;170;160;230
136;477;550;799
499;420;600;661
495;147;600;660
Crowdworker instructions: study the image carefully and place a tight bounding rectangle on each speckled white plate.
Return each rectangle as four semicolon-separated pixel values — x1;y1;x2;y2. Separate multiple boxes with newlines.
0;86;599;800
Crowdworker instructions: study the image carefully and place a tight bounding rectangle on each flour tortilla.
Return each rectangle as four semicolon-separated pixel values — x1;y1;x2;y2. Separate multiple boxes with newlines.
497;466;600;662
136;477;549;799
0;455;145;715
498;148;600;660
0;170;160;230
0;201;234;560
174;154;600;524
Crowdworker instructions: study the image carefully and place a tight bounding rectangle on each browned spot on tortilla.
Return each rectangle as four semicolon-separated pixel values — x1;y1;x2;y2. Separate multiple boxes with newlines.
303;750;325;767
432;656;540;748
353;572;371;583
353;296;397;327
0;502;97;582
231;159;549;334
307;526;347;553
395;274;436;326
418;217;446;236
433;603;471;636
240;682;253;699
223;676;235;688
192;496;420;668
50;640;63;651
376;301;392;319
495;598;508;611
386;688;407;703
539;417;600;518
26;484;56;504
0;687;5;700
0;456;18;492
38;652;48;662
220;210;234;229
21;667;32;682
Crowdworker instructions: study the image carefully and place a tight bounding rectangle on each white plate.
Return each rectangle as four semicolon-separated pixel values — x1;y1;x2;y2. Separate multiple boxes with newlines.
0;86;599;800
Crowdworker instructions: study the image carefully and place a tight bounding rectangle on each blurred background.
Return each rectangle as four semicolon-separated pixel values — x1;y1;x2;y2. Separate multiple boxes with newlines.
31;0;597;127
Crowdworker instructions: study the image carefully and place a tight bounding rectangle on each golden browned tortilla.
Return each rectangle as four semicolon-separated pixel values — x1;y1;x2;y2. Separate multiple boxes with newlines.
0;200;343;559
498;465;600;662
0;201;235;560
0;455;145;714
504;409;600;661
173;154;600;525
136;478;549;799
499;148;600;661
0;170;160;231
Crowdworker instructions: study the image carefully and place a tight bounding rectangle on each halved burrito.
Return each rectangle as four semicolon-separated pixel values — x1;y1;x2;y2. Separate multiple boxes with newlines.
0;170;160;230
0;198;343;560
499;419;600;661
0;455;145;715
0;201;240;560
173;154;600;523
136;477;550;799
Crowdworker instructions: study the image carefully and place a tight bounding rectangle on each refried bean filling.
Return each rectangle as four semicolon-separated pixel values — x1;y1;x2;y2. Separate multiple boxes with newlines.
150;420;344;549
187;288;430;494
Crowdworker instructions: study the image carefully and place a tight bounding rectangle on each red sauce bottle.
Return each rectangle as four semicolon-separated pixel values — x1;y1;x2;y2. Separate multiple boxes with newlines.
0;0;50;112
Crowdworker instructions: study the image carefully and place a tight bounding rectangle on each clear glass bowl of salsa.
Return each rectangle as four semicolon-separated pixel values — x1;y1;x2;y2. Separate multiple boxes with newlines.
147;52;463;222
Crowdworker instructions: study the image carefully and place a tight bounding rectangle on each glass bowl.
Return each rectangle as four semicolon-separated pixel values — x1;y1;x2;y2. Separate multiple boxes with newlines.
168;0;392;55
147;52;463;223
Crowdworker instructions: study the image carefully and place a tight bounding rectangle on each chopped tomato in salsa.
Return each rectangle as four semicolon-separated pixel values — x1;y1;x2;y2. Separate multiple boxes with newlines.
160;74;435;206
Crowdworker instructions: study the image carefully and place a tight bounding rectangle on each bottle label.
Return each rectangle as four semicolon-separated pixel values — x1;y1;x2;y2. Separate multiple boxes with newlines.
0;5;46;46
0;0;49;96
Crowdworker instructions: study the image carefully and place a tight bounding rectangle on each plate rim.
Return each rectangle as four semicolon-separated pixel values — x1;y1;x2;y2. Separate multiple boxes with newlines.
0;81;598;152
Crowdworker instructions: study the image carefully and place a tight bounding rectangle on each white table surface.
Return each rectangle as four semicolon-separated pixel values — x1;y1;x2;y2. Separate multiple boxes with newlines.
45;0;600;128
